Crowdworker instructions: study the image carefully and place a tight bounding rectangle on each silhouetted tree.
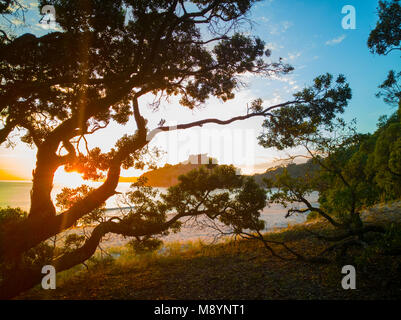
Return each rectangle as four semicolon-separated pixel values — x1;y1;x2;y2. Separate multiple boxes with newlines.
0;0;27;43
258;120;389;261
368;0;401;55
376;70;401;106
0;0;350;298
229;0;401;269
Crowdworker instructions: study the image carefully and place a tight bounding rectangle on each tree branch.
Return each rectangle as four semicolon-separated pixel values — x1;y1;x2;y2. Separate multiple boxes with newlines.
146;100;300;141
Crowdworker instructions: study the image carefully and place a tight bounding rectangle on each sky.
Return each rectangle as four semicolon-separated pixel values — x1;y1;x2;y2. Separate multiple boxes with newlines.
0;0;399;182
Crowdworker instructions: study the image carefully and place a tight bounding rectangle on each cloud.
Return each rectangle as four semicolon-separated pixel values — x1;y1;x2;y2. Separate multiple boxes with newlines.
269;20;293;35
269;74;297;86
265;42;282;51
282;21;293;32
325;35;346;46
258;16;270;23
287;51;302;61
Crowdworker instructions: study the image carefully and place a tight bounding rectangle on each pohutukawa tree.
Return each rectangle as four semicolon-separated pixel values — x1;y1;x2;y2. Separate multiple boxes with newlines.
0;0;351;298
368;0;401;56
259;120;388;258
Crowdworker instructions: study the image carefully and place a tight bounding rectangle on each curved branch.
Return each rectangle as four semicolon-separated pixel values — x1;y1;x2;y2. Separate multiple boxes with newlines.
0;208;204;299
146;100;300;141
298;195;344;228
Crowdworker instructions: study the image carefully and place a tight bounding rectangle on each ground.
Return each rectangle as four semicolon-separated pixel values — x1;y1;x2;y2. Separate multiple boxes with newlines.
16;201;401;300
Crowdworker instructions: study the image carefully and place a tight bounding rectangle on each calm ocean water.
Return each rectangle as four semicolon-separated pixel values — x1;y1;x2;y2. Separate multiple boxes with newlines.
0;181;317;242
0;180;134;211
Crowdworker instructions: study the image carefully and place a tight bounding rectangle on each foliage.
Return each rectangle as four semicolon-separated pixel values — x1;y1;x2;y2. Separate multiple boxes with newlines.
219;177;267;234
56;185;107;225
19;218;401;300
258;74;351;150
252;159;320;186
120;165;271;253
355;223;401;266
0;165;269;292
139;155;221;187
0;1;26;43
274;114;398;215
0;208;53;282
0;3;298;295
376;70;401;106
128;238;163;255
63;234;86;253
0;206;26;231
1;0;290;152
367;0;401;200
259;104;401;261
364;109;401;200
377;223;401;253
0;0;394;298
368;0;401;55
0;208;28;260
259;119;387;259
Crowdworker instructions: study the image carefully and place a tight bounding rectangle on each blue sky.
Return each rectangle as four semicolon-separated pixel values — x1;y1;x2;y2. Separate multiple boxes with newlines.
0;0;400;180
247;0;399;132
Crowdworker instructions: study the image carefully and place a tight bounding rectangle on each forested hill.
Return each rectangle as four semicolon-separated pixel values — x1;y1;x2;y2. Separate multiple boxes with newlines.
140;163;204;187
139;154;319;187
251;160;320;185
140;154;220;187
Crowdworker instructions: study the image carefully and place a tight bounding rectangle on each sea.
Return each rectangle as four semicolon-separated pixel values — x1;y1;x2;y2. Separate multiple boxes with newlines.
0;181;318;243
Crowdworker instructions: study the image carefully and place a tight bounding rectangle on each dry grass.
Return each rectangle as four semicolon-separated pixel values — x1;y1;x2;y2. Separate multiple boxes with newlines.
16;202;401;300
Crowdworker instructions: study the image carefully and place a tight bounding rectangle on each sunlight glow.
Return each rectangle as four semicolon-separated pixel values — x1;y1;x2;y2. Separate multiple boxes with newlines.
53;167;87;188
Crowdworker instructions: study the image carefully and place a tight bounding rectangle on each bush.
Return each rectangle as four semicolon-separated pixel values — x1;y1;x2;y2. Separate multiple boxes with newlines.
306;211;320;221
355;223;401;266
0;207;54;283
377;223;401;254
128;238;163;255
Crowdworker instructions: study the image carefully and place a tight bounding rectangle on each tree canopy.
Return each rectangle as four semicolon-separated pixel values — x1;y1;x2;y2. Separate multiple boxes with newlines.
0;0;354;298
368;0;401;55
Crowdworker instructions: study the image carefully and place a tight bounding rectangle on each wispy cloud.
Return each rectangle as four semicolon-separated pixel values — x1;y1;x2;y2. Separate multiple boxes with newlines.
264;42;283;53
325;35;346;46
287;51;302;61
269;20;293;35
282;21;293;32
258;16;269;23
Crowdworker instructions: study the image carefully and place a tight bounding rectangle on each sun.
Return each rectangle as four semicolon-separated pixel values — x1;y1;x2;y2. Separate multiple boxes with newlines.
53;167;87;188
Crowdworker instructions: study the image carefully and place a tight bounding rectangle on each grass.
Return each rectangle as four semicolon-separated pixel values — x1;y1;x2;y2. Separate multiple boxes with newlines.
16;206;401;300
